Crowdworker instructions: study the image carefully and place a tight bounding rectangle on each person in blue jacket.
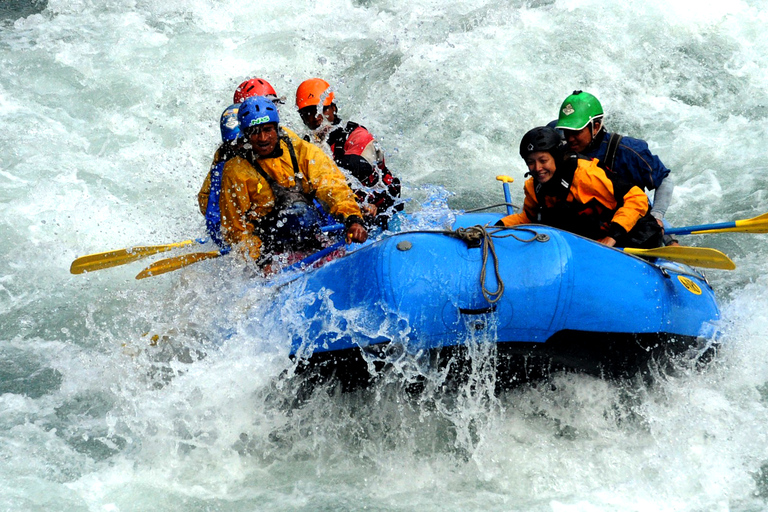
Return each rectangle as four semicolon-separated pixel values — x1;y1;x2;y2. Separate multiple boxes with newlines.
198;104;243;249
554;91;678;245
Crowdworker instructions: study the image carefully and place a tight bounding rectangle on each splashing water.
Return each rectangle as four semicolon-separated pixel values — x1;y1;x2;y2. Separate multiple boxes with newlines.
3;0;768;510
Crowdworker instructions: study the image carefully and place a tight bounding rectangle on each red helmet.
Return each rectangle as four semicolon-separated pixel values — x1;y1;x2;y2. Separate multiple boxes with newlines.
295;78;335;110
233;78;277;104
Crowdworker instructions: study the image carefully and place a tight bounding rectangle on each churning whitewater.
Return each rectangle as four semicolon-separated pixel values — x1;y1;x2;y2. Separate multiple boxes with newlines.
2;0;768;510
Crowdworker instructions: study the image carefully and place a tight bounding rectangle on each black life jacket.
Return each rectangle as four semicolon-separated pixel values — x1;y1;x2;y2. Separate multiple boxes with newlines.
327;120;362;164
532;155;662;248
326;120;399;193
532;156;615;240
306;119;403;228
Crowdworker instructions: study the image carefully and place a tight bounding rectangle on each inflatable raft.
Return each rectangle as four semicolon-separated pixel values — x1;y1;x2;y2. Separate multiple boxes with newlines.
276;212;721;389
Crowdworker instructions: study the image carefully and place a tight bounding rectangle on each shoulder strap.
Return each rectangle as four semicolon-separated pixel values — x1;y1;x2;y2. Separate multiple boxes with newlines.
328;120;361;163
248;156;277;188
604;132;623;171
282;135;301;181
248;137;306;194
555;154;578;199
204;161;227;247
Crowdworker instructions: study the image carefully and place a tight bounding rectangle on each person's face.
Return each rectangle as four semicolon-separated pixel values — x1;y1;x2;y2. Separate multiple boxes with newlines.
298;104;336;130
525;151;557;184
246;123;279;157
562;120;600;153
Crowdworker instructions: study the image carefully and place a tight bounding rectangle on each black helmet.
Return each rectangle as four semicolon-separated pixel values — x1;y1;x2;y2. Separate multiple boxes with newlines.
519;126;566;161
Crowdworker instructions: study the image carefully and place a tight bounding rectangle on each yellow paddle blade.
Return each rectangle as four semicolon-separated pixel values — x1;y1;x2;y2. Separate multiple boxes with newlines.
623;246;736;270
70;240;195;274
135;251;222;280
693;212;768;234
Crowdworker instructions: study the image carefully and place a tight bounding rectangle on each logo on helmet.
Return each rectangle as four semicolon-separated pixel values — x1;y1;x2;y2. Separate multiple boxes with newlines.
562;103;575;116
527;143;535;151
225;117;239;130
249;116;270;126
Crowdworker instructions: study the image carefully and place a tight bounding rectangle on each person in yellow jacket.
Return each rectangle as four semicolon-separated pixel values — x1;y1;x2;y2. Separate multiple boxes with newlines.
198;96;367;267
499;126;662;249
197;104;305;225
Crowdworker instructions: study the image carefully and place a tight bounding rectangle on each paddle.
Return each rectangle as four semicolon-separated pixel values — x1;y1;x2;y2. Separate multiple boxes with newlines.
666;212;768;236
495;175;515;215
135;224;348;280
135;250;224;279
623;246;736;270
135;239;347;280
73;223;346;276
280;239;346;273
70;239;206;274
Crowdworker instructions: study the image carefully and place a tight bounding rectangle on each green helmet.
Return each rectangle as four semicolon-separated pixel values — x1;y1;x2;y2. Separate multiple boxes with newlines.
555;90;603;131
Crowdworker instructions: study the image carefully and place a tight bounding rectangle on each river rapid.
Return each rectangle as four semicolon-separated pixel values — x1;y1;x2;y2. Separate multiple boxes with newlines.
2;0;768;510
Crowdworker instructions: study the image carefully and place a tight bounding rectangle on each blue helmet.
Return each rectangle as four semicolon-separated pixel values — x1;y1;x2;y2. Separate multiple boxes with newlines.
219;104;241;142
237;96;279;133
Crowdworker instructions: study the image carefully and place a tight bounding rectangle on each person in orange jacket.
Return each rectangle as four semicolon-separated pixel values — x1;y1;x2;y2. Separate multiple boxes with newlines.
207;96;366;269
498;126;662;249
295;78;403;229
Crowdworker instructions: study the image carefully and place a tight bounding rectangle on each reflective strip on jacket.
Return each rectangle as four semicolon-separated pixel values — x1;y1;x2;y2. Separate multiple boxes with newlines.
499;157;649;239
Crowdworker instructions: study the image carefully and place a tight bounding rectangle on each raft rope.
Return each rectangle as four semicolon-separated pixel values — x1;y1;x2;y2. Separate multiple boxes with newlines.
451;225;544;304
463;202;520;213
393;224;545;305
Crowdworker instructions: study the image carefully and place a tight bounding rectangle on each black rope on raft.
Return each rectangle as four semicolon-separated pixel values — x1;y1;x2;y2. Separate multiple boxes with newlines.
452;225;546;304
451;226;500;304
395;224;545;305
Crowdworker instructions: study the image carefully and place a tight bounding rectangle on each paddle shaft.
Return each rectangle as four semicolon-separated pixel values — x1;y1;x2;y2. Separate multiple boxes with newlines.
666;212;768;235
281;239;346;273
666;221;739;235
501;183;514;215
136;229;348;279
495;175;515;215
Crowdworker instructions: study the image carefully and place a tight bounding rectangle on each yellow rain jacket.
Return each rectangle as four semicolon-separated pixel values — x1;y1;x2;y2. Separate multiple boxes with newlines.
198;128;362;260
198;127;301;216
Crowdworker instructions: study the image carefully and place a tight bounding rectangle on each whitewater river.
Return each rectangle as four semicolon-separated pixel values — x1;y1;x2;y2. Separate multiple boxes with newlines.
2;0;768;510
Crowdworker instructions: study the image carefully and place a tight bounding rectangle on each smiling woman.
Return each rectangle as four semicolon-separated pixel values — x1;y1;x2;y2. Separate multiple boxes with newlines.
498;126;663;249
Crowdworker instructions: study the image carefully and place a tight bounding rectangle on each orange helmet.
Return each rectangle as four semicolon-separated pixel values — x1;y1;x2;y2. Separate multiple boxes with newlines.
233;78;277;104
295;78;335;110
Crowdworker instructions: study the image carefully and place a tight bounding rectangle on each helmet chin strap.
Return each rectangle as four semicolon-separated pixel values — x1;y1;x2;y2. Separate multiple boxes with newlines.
589;119;598;141
586;118;603;151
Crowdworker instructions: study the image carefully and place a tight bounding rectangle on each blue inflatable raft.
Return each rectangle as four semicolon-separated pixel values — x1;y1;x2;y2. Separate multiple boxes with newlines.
277;213;721;389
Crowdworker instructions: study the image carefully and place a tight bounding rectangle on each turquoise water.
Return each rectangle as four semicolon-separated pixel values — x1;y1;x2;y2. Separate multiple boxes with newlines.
2;0;768;510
